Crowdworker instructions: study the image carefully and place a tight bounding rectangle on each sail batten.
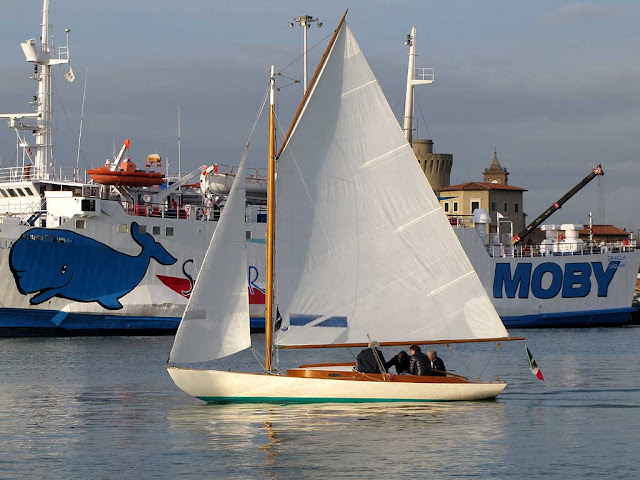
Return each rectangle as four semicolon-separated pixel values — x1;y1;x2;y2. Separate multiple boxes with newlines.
274;22;509;347
169;154;250;364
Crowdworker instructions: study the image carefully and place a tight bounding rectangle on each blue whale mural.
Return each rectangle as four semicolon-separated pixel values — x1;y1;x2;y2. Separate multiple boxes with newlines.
9;222;177;309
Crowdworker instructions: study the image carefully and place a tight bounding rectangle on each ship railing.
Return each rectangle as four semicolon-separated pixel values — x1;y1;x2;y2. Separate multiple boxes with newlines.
0;166;89;184
123;201;220;221
414;67;435;83
487;240;636;258
0;197;46;224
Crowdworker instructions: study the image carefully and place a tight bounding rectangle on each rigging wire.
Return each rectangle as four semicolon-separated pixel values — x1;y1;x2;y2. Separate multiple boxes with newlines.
53;80;89;168
278;30;335;76
447;343;475;379
478;348;497;380
415;94;432;140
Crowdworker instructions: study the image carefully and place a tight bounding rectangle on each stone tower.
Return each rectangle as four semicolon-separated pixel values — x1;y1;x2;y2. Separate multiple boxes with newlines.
483;150;509;185
413;139;453;194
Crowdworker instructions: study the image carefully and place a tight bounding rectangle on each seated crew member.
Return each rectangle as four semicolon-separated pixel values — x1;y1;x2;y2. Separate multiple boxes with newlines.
385;350;410;374
356;343;387;374
427;349;446;376
409;345;431;376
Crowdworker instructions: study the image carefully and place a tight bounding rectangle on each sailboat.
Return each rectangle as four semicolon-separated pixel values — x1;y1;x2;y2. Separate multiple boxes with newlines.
167;13;524;403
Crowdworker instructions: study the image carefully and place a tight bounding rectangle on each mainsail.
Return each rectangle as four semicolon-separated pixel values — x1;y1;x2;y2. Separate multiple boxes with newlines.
275;22;509;346
169;155;250;363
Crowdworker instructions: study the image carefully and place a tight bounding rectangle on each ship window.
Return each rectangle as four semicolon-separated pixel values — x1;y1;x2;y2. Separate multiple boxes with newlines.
24;187;34;195
75;219;87;230
503;202;508;212
7;189;17;197
152;226;161;236
491;201;497;212
36;235;43;241
52;237;58;243
59;237;66;243
165;226;175;237
0;190;7;198
137;225;147;235
16;188;25;197
117;223;128;233
443;202;449;212
246;230;252;240
21;234;26;239
453;201;459;213
515;203;519;213
29;234;35;240
81;199;96;211
471;201;480;212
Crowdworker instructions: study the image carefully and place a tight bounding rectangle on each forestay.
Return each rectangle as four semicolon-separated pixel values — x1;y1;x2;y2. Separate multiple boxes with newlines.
275;23;509;346
169;155;251;363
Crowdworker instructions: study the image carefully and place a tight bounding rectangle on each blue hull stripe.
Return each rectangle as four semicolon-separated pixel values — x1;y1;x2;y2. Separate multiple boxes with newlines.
501;307;635;328
0;307;266;336
0;306;634;335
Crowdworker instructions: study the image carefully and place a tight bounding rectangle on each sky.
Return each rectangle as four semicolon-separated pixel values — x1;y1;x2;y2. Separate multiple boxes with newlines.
1;0;639;232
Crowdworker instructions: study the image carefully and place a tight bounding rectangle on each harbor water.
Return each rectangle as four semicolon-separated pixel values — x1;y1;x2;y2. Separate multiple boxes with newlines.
1;328;639;479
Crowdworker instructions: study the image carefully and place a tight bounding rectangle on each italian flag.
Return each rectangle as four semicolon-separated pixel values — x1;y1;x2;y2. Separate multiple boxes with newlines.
526;344;544;381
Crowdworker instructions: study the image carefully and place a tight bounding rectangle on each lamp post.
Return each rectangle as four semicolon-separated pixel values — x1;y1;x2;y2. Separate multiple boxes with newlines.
289;15;322;94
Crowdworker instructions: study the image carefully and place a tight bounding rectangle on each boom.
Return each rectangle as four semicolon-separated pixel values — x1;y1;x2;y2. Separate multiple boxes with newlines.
513;164;604;245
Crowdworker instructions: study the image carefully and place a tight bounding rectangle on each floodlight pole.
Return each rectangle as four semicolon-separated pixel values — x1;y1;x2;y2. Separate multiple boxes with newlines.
289;15;322;94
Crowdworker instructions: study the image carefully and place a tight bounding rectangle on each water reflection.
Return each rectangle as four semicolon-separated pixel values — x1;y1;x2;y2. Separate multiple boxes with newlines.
165;401;507;478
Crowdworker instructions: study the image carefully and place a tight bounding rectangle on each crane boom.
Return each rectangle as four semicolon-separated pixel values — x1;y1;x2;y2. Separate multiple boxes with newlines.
513;164;604;245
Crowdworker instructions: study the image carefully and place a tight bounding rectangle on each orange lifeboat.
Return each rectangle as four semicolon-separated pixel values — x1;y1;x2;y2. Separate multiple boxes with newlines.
88;159;165;187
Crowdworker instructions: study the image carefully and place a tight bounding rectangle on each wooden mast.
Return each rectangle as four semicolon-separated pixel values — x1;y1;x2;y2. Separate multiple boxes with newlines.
265;12;348;371
265;65;276;371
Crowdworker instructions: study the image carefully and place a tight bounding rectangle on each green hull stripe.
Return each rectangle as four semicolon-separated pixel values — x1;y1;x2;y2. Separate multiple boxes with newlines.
196;396;496;405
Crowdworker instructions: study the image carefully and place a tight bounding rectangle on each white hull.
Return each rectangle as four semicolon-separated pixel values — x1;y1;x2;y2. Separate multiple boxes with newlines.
456;228;640;326
167;367;507;403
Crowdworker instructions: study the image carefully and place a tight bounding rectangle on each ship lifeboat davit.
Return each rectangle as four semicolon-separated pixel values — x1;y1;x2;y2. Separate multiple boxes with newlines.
88;160;165;187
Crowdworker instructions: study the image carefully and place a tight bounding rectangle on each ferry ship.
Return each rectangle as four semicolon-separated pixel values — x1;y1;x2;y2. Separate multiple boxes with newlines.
0;5;637;335
0;1;267;335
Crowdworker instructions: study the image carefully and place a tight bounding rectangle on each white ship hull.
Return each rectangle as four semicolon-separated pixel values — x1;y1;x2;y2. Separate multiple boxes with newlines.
167;367;507;403
0;204;637;334
456;228;640;327
0;199;267;335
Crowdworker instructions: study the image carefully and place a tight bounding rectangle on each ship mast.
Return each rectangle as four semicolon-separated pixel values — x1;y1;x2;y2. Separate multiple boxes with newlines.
401;27;434;145
265;65;276;372
0;0;72;179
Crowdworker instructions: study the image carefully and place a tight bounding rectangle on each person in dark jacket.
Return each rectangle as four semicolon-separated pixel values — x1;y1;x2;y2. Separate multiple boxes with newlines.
385;350;410;374
427;349;446;376
409;345;431;376
356;344;387;374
